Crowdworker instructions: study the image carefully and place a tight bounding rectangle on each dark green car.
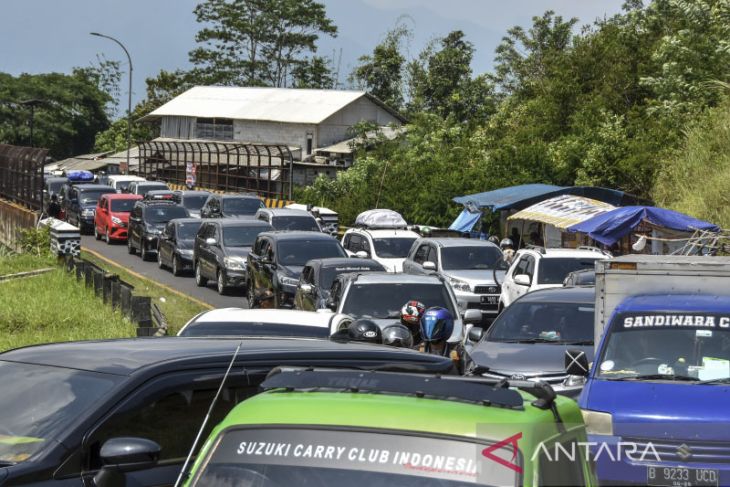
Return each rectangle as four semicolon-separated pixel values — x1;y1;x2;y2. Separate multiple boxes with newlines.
183;368;597;486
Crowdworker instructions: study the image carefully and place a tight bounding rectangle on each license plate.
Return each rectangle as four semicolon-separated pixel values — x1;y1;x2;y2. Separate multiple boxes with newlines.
647;466;719;487
480;295;498;305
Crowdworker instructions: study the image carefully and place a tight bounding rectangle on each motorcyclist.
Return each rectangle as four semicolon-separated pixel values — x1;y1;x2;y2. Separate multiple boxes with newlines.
382;323;414;348
488;235;500;245
500;238;515;264
331;319;382;344
400;300;425;343
47;194;62;219
418;307;460;365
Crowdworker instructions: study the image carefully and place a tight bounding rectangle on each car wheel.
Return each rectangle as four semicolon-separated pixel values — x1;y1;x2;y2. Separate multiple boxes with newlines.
157;249;165;269
127;236;136;255
140;242;149;261
104;228;111;245
195;262;208;287
216;269;227;295
172;255;182;276
94;225;101;240
247;280;258;308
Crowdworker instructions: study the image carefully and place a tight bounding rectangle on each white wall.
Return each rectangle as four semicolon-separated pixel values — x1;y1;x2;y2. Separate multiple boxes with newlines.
233;120;315;153
318;97;401;147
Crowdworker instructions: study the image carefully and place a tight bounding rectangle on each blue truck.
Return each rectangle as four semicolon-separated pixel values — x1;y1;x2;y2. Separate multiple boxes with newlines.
567;255;730;487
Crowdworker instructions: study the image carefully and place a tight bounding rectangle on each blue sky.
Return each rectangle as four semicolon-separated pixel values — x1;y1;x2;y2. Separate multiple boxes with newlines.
0;0;624;109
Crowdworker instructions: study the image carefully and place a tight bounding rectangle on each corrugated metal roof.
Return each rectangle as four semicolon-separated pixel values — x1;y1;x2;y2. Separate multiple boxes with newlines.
140;86;403;125
507;195;616;230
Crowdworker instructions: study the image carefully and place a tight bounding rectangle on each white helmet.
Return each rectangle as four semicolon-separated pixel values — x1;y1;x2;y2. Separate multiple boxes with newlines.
500;238;514;249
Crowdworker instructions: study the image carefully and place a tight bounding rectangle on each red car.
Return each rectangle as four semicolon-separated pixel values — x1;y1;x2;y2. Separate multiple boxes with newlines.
94;193;142;243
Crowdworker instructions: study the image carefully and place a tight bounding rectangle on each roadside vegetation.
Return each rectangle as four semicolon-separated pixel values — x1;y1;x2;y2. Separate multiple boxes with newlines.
0;253;135;352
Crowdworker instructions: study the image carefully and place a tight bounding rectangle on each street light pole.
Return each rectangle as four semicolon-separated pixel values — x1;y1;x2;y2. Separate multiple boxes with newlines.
90;32;132;174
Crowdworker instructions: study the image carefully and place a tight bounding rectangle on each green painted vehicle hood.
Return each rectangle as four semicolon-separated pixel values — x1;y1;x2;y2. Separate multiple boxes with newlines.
184;389;593;486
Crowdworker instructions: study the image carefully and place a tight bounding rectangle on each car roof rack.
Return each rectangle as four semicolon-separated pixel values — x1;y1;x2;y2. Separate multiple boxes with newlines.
261;367;525;410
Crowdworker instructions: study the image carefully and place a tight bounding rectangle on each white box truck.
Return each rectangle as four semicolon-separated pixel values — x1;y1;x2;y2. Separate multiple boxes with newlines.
594;254;730;347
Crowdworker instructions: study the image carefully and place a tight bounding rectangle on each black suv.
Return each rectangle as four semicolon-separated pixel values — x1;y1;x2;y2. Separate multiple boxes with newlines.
63;184;117;233
294;257;385;311
200;193;264;218
0;338;451;486
194;219;272;294
127;201;190;260
246;231;347;308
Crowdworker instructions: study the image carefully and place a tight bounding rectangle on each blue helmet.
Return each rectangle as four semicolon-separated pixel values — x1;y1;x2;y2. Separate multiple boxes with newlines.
420;307;454;343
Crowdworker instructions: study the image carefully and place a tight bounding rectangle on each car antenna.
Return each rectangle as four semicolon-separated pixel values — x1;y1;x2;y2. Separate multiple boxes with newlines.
174;340;243;487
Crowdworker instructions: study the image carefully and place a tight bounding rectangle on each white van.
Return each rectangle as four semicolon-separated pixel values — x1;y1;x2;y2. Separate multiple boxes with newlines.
107;175;146;193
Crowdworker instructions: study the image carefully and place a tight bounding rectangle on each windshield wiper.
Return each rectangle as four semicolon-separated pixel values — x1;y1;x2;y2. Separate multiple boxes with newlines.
607;374;698;382
697;377;730;385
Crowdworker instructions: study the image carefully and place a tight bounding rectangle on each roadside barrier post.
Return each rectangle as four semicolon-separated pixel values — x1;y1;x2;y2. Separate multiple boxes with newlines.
92;268;104;298
84;265;93;288
75;259;85;282
120;282;133;316
102;274;117;304
131;296;153;334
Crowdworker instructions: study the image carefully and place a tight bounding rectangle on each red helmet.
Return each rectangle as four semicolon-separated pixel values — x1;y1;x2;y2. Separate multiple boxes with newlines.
400;300;425;328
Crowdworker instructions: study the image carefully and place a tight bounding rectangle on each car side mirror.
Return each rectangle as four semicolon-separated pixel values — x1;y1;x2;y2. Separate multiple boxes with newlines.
93;437;160;487
468;327;484;342
300;283;313;294
354;250;369;259
422;261;437;271
205;238;217;246
565;349;590;377
326;297;337;311
513;274;531;286
463;309;482;325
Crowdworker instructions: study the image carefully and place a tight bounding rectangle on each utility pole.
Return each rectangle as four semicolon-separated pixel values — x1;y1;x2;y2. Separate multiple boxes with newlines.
91;32;133;174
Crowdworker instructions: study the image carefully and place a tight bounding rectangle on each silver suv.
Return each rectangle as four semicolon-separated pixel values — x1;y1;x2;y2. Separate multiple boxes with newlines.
403;238;504;321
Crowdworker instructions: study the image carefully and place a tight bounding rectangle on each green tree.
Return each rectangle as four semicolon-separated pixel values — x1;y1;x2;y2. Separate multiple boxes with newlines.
0;71;110;159
350;24;411;109
291;56;335;88
189;0;337;87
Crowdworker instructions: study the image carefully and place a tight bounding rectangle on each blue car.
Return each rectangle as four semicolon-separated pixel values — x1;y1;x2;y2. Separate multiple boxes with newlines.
575;295;730;486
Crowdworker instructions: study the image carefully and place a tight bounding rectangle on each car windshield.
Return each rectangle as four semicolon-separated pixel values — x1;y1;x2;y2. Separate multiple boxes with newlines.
182;195;210;211
138;184;168;196
47;181;65;194
144;205;189;223
0;361;120;464
320;263;384;289
223;225;269;247
277;240;346;266
342;282;455;319
192;428;513;487
179;322;329;338
177;221;203;240
271;216;319;232
79;191;113;205
223;198;263;216
538;258;600;285
110;199;136;212
441;246;502;270
488;301;594;344
597;313;730;382
372;237;417;258
115;181;134;192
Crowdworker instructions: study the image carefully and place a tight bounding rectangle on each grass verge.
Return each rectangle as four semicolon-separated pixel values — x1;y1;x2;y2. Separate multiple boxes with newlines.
0;253;56;275
81;250;210;334
0;268;136;352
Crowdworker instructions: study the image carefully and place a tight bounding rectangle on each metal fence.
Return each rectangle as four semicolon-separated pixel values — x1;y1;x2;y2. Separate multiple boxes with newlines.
0;144;48;211
137;140;294;200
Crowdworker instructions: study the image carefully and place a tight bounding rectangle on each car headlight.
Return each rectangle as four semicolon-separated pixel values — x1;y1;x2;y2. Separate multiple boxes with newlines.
111;216;123;225
82;208;95;217
581;409;613;436
146;227;161;235
178;249;194;257
279;275;299;287
449;277;471;292
223;256;246;271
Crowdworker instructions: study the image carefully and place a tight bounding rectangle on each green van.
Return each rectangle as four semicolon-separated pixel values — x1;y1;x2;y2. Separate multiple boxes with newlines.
182;367;597;487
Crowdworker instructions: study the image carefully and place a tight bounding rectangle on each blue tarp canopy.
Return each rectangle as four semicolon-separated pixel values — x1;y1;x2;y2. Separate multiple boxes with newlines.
453;184;649;212
448;208;483;232
566;206;720;246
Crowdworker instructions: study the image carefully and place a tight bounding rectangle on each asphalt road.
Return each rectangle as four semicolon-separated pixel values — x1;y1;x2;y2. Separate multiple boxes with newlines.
80;234;249;309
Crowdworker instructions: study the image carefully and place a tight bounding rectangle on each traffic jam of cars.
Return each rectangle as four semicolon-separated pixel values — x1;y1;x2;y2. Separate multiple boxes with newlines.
15;170;730;487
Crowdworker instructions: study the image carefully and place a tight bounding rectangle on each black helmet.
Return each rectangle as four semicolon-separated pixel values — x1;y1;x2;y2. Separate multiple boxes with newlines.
346;319;382;343
382;324;414;348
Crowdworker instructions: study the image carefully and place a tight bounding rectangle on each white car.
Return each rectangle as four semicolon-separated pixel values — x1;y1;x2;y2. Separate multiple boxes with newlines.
499;247;609;309
341;228;420;273
177;308;353;338
107;175;146;193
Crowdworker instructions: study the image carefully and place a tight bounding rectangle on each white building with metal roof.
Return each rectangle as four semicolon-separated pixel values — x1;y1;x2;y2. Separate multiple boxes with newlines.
141;86;404;169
